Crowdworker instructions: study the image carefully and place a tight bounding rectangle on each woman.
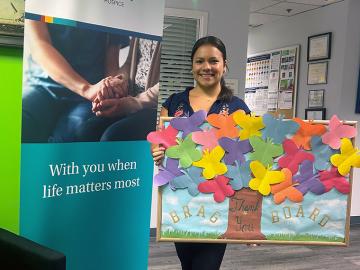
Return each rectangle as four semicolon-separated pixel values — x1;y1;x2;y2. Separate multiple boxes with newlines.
151;36;250;270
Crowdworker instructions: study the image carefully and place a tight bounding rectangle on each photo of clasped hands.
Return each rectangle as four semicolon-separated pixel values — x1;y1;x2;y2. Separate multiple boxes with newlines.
90;73;130;117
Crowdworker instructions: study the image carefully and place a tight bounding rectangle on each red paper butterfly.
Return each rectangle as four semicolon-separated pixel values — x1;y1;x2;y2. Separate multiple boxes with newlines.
278;139;314;175
198;175;235;203
319;166;350;194
146;125;178;148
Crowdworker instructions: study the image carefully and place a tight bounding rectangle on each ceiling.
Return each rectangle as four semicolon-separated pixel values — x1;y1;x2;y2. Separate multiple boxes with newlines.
249;0;344;28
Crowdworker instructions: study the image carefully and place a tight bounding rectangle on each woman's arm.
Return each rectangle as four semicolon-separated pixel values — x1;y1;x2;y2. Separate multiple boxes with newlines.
27;20;102;101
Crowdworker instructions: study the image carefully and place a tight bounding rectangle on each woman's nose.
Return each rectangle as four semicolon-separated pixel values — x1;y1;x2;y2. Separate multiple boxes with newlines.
201;61;211;70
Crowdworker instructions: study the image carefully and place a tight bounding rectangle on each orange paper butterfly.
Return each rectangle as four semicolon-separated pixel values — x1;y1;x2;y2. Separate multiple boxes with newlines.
271;168;303;204
291;118;326;150
207;111;240;139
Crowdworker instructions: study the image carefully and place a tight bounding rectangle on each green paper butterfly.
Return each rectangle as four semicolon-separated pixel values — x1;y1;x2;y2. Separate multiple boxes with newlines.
249;136;284;166
165;134;202;168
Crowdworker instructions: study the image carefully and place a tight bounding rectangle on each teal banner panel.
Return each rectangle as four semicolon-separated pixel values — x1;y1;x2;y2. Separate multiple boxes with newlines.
20;141;153;270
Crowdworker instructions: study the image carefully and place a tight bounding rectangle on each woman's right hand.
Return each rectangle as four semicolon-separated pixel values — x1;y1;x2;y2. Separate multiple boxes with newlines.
151;145;165;166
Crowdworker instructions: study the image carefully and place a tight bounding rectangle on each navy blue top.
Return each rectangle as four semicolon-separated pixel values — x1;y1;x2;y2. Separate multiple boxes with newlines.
25;24;129;99
163;87;250;117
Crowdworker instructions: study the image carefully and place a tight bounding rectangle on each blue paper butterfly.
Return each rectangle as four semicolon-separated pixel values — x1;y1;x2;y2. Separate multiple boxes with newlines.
170;167;205;196
262;114;299;144
225;160;251;190
311;136;336;171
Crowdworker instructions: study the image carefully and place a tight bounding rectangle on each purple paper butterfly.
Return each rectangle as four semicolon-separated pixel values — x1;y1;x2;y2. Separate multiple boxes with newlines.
170;110;207;138
293;160;325;195
218;137;252;165
154;158;183;187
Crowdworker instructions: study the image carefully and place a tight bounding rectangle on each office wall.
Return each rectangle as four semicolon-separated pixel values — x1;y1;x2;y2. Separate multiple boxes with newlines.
248;0;360;215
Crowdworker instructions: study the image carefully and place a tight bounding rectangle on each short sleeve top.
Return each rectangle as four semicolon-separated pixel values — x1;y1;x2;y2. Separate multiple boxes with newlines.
162;87;250;117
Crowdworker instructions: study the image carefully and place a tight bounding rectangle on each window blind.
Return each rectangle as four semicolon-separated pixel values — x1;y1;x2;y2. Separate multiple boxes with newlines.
158;15;199;115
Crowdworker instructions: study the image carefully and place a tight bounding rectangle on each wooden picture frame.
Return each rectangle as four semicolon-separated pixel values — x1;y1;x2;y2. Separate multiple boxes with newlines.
307;32;332;62
156;116;357;246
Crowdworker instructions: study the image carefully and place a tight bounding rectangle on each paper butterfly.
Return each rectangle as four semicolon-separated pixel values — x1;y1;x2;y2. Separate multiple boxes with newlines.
291;118;327;150
233;110;265;140
262;114;299;144
207;112;239;139
270;168;303;204
198;175;235;203
322;115;357;149
249;160;285;196
218;137;252;165
330;138;360;176
154;158;183;187
319;166;350;194
278;139;315;175
193;145;227;179
293;160;325;195
146;124;178;148
225;160;251;190
166;134;202;168
311;136;335;171
249;136;283;166
170;110;207;138
170;167;206;196
192;128;218;151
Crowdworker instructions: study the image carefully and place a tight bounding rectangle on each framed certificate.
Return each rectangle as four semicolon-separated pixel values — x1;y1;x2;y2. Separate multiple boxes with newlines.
307;32;332;62
305;108;326;120
308;89;324;108
307;62;328;85
0;0;24;47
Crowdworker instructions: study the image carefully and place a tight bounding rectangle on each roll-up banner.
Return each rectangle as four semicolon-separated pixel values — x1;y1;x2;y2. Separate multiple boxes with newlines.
20;0;164;269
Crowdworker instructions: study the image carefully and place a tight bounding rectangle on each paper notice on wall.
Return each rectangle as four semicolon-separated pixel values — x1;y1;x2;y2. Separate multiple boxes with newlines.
268;71;279;91
267;91;278;111
270;51;281;70
278;91;293;109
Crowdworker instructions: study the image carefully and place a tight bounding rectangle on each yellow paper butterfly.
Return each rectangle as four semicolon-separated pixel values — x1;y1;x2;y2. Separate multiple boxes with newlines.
330;138;360;176
249;160;285;196
193;145;227;179
232;111;265;140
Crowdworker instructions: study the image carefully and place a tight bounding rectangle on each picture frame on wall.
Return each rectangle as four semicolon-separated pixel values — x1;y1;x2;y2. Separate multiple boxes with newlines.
307;62;328;85
307;32;332;62
305;108;326;120
0;0;25;47
308;89;324;108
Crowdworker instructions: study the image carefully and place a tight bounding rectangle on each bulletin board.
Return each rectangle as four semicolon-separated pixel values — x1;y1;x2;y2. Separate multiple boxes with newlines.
147;111;358;246
245;45;300;118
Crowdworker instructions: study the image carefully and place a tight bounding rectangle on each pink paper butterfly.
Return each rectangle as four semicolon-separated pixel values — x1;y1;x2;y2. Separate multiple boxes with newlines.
322;115;357;149
198;175;235;203
319;166;350;194
192;128;218;151
278;139;314;175
146;125;178;148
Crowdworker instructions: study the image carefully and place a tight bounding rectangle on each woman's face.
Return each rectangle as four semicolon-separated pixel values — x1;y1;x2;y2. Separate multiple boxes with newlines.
192;44;226;89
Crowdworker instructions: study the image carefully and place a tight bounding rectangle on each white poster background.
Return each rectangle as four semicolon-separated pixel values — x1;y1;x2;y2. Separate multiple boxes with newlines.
26;0;164;37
